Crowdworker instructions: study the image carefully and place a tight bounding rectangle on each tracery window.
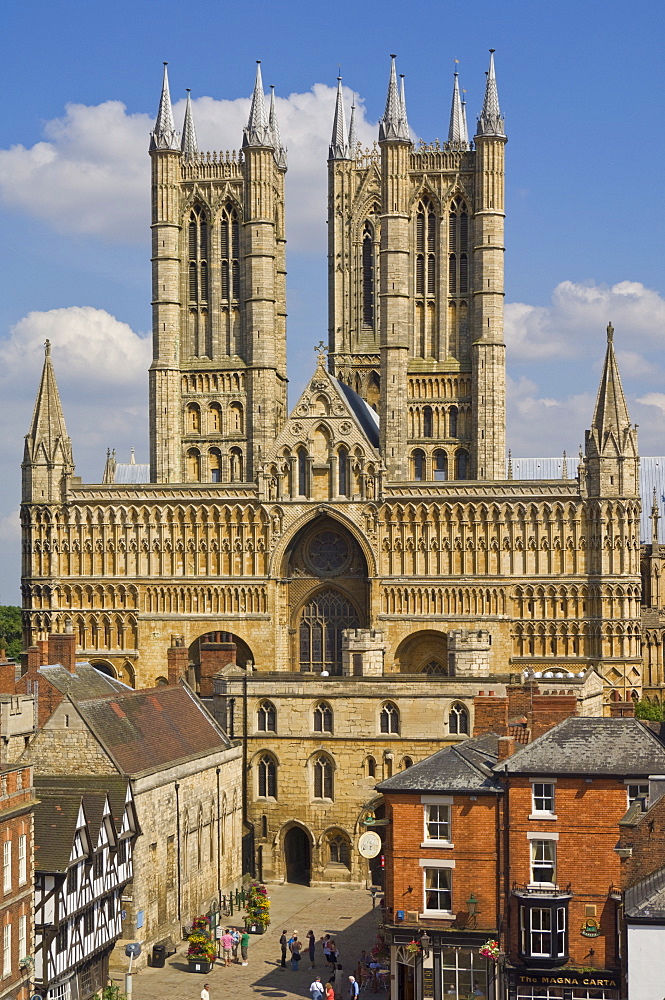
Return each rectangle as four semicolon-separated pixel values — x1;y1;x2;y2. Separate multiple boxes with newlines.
380;701;400;734
423;660;447;675
299;589;360;674
188;204;209;303
313;754;334;800
449;702;469;734
258;754;277;798
313;701;333;733
415;199;437;297
327;832;350;867
220;203;240;301
257;700;276;733
448;197;468;295
362;222;375;329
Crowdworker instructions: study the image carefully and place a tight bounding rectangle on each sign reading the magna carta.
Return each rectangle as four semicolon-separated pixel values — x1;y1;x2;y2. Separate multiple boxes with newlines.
515;969;619;989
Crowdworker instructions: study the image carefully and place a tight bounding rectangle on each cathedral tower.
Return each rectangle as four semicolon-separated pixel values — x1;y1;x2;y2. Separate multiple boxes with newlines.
149;62;288;484
22;340;75;505
328;53;507;481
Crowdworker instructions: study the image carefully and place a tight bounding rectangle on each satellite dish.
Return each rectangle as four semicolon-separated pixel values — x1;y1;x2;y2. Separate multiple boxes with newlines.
125;943;142;958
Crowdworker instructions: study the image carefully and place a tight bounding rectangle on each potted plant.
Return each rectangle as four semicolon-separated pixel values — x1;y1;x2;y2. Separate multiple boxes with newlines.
244;880;270;933
187;916;216;972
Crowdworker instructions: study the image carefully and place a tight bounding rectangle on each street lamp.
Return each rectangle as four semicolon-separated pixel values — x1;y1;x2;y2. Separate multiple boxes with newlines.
467;892;480;928
420;932;431;958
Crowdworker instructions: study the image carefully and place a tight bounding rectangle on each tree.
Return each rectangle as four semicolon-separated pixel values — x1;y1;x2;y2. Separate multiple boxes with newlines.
634;699;664;722
0;607;22;660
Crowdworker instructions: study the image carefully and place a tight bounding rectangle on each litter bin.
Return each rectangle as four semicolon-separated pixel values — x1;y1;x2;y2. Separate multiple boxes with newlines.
152;943;167;968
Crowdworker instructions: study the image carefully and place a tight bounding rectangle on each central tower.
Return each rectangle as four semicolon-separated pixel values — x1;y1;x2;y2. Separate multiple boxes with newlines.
149;63;288;484
328;53;507;481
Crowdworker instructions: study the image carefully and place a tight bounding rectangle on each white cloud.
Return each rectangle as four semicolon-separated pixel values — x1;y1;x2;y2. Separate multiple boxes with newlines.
506;374;593;457
505;280;665;361
0;85;377;253
637;392;665;417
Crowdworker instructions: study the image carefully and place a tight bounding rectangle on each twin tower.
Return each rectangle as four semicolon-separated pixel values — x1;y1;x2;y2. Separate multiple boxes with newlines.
149;53;507;487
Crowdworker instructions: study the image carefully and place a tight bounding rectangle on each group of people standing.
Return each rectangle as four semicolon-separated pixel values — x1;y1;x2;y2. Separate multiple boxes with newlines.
278;929;360;1000
215;925;250;966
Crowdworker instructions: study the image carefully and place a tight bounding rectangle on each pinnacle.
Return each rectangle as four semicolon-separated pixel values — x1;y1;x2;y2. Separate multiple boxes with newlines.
476;49;505;138
378;55;410;143
150;62;180;152
243;61;274;148
329;77;350;160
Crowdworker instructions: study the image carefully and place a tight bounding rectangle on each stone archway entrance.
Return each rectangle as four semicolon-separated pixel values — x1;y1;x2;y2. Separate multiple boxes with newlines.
284;826;311;885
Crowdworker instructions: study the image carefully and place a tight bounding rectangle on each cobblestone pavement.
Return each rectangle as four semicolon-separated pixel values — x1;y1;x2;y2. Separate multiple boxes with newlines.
124;884;384;1000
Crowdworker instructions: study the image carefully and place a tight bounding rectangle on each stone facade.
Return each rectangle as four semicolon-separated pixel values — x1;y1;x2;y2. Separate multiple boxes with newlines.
17;56;649;884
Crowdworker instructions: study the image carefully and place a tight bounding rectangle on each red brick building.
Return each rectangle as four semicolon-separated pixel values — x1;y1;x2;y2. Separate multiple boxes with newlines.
0;763;36;1000
378;717;665;1000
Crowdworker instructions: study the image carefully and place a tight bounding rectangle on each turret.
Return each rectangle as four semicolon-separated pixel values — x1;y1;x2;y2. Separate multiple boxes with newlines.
584;323;639;497
471;49;507;480
378;55;412;479
22;341;75;503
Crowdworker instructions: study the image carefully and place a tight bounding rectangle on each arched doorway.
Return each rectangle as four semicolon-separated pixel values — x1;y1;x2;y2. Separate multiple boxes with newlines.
284;826;311;885
394;629;449;673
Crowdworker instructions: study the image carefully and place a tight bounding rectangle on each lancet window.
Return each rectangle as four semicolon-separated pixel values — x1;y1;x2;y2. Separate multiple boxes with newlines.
188;205;209;304
447;197;469;358
362;222;375;329
220;203;240;301
415;198;437;359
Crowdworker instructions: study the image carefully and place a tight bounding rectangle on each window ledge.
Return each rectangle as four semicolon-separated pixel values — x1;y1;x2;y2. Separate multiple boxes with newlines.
420;841;454;849
529;813;557;821
419;910;454;919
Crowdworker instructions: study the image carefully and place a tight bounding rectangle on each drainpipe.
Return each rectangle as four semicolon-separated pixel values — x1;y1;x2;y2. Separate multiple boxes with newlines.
175;781;181;925
216;766;222;905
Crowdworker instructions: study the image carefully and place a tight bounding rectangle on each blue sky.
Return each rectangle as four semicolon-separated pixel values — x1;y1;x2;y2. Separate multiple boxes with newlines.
0;0;664;602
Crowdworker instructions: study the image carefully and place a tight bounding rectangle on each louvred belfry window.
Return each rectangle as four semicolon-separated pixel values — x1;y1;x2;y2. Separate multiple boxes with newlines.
221;203;240;301
362;222;375;328
415;199;437;296
448;197;469;295
188;205;208;303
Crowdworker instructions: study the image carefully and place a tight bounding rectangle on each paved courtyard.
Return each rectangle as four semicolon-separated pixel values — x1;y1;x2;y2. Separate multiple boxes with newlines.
123;883;384;1000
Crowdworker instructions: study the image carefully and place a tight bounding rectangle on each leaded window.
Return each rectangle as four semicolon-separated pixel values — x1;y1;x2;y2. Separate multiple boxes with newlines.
313;701;333;733
258;754;277;799
299;590;359;674
328;833;350;867
380;702;399;734
313;755;334;800
257;700;276;733
449;702;469;734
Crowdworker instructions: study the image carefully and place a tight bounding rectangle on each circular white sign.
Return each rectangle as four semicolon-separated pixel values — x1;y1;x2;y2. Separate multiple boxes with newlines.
358;831;382;859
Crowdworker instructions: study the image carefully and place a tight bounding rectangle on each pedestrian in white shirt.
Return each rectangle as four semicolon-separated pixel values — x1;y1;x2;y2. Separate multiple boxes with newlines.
310;974;325;1000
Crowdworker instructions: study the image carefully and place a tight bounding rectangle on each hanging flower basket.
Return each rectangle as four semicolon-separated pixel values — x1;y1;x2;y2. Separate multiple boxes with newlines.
478;939;500;962
244;880;271;930
405;940;422;956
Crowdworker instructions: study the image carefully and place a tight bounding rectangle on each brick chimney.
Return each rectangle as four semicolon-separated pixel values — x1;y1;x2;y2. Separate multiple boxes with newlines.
0;648;15;694
167;635;189;685
497;736;516;761
48;620;77;674
199;641;237;697
473;694;508;737
530;694;578;740
609;700;636;719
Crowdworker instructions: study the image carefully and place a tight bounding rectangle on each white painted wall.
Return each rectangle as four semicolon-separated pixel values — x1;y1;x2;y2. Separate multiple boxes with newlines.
627;923;665;999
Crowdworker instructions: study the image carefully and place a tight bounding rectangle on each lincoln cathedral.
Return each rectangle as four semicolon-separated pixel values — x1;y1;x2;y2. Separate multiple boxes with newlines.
20;54;665;884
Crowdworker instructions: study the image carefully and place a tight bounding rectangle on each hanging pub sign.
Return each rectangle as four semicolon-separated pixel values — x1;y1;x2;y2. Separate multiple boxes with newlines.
514;969;619;989
580;917;602;938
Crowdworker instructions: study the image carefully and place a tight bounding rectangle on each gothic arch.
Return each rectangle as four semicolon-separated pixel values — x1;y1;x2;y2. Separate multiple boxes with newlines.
270;507;377;577
394;629;449;673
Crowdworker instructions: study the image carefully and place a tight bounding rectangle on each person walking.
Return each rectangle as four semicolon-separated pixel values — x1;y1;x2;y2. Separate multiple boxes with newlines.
307;929;316;969
290;935;302;971
324;983;335;1000
348;976;360;999
200;985;210;1000
279;929;288;968
310;973;325;1000
240;928;250;966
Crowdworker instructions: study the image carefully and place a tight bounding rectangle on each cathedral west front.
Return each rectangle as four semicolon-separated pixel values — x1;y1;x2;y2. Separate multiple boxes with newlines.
20;54;651;884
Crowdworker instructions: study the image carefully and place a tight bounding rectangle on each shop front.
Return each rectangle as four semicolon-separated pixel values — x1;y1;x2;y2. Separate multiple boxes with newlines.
390;928;499;1000
508;967;621;1000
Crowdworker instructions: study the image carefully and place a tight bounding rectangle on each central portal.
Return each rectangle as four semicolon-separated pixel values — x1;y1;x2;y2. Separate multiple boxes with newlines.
284;826;311;885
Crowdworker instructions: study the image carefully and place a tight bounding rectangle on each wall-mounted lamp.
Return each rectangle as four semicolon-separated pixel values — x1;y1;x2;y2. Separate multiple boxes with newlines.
467;892;480;928
420;931;431;958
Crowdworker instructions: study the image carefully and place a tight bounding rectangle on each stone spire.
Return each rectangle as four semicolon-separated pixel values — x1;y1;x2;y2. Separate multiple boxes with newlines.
399;74;409;135
448;72;469;146
180;89;198;158
150;63;180;151
584;323;639;497
348;97;357;158
329;77;350;159
476;49;505;138
379;55;410;142
269;85;287;169
22;341;75;502
590;323;632;442
243;61;273;148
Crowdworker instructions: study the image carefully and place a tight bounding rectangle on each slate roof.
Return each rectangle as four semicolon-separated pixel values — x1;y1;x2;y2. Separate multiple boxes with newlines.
625;865;665;921
39;662;132;699
33;775;129;873
495;717;665;776
75;683;231;777
377;735;504;795
334;378;380;448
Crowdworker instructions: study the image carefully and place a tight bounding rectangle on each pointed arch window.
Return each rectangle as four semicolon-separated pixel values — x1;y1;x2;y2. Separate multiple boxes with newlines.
448;197;469;297
338;446;349;497
297;447;309;497
299;589;360;675
380;701;400;734
327;831;350;867
449;702;469;735
313;754;334;800
416;200;437;297
188;205;209;303
257;700;276;733
362;222;375;329
313;701;333;734
258;754;277;799
220;203;240;301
